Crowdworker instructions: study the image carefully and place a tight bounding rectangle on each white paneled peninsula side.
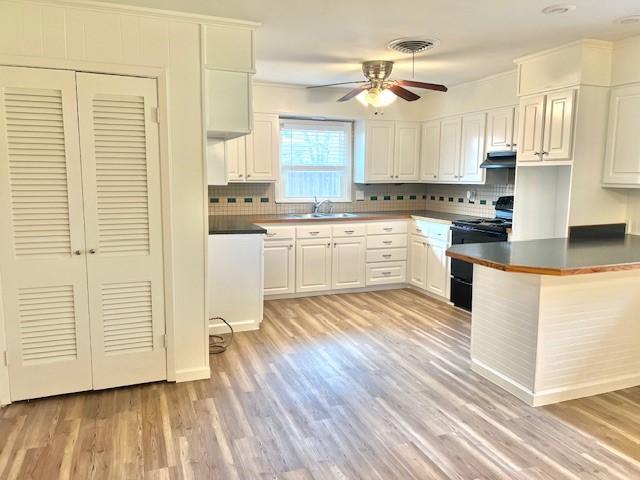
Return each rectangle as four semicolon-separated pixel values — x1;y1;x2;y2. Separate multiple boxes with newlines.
447;237;640;406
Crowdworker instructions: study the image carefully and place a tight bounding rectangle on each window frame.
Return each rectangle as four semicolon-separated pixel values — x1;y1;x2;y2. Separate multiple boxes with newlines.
276;118;353;203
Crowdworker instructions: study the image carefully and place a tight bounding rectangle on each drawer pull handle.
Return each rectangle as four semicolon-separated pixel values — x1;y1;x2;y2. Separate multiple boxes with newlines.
382;254;392;258
381;271;391;275
416;228;422;232
383;227;393;231
344;230;354;234
310;231;319;235
266;232;276;237
383;240;392;245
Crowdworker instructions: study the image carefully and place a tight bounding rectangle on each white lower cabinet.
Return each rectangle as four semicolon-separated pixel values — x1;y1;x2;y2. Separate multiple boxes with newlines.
296;238;332;293
426;241;448;297
409;235;428;289
332;237;366;289
264;240;295;295
366;262;407;285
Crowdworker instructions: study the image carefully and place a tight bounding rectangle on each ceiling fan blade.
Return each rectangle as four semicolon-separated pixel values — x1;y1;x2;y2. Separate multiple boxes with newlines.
337;85;369;102
396;80;448;92
388;85;420;102
307;80;368;89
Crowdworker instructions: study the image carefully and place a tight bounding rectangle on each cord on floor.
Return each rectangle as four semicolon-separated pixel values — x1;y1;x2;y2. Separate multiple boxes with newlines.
209;316;234;354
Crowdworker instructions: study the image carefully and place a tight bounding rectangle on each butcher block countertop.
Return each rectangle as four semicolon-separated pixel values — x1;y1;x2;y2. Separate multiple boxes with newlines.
446;235;640;275
209;210;478;235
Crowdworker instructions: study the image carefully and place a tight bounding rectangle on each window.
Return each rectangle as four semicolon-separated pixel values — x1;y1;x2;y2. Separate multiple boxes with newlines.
277;119;352;203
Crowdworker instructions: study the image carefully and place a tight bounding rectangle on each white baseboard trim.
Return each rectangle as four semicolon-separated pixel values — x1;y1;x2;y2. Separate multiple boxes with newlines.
473;358;640;407
174;366;211;383
471;358;535;406
264;283;437;301
532;373;640;407
209;319;259;335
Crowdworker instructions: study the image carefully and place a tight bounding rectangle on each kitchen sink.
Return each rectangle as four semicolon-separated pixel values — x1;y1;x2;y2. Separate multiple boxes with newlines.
288;213;358;219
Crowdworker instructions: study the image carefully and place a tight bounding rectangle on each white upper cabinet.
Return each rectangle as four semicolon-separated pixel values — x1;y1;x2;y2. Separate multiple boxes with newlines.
224;113;279;183
438;116;462;182
517;89;575;164
203;24;255;73
393;122;421;181
486;107;516;152
420;121;440;181
518;94;546;162
603;83;640;186
542;89;575;161
354;120;420;183
246;113;279;181
459;112;487;183
202;23;256;139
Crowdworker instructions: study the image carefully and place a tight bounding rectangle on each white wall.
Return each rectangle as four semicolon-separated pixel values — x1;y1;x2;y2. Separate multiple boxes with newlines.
0;0;228;398
418;70;519;119
253;82;425;121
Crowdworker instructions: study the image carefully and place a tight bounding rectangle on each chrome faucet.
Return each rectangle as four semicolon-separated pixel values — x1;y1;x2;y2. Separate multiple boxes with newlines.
313;197;332;215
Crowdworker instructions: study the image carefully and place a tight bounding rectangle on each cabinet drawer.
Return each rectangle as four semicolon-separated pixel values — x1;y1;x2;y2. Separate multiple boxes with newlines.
367;234;407;249
366;262;406;285
296;224;332;239
366;249;407;263
332;223;366;237
367;221;408;235
428;223;451;241
411;220;429;237
260;225;295;241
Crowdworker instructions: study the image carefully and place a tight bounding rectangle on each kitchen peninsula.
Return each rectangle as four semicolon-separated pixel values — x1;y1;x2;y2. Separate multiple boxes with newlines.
447;236;640;406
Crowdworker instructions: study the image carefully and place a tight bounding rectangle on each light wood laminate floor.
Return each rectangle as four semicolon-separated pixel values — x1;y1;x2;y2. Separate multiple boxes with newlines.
1;289;639;479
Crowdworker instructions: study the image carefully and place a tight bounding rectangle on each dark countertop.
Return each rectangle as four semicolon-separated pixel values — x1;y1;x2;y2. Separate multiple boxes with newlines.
446;235;640;275
209;210;480;235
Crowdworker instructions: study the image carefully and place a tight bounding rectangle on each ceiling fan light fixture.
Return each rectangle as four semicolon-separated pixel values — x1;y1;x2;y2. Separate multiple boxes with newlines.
356;87;397;108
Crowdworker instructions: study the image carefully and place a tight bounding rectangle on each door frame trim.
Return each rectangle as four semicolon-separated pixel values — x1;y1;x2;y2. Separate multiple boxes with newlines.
0;55;180;403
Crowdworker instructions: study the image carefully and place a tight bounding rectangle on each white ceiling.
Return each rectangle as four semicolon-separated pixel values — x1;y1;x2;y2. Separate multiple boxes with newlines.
108;0;640;87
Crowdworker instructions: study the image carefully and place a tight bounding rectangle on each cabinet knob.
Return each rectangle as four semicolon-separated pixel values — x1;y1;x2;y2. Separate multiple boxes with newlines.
433;175;437;179
327;242;330;247
238;174;243;178
542;151;548;156
89;248;97;254
74;250;82;256
246;174;251;178
506;143;512;147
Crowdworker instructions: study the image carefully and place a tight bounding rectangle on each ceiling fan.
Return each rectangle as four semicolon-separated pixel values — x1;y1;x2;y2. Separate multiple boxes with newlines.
308;60;448;107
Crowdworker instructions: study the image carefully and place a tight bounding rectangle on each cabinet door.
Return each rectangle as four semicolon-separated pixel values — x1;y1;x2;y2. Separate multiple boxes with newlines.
438;117;462;182
517;94;545;162
296;239;332;293
542;89;575;161
246;113;279;181
426;242;448;298
409;235;428;289
76;73;167;390
460;112;487;183
332;237;365;290
486;107;515;152
226;136;246;182
420;121;440;181
0;66;93;401
603;84;640;185
365;120;395;182
264;240;295;295
204;69;251;137
393;122;421;181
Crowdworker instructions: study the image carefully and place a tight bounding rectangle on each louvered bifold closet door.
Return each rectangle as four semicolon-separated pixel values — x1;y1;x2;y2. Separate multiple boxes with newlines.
0;66;92;400
76;73;166;389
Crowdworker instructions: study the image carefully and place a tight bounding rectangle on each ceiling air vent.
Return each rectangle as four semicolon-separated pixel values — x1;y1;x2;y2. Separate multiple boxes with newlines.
388;38;439;55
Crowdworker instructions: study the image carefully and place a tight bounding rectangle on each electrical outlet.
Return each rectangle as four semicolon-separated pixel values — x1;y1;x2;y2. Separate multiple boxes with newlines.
356;190;365;201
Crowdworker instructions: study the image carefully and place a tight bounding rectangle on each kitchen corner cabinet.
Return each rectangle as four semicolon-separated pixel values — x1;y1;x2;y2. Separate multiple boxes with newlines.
420;121;440;181
354;120;421;183
408;221;450;299
264;240;295;295
602;83;640;186
518;89;575;164
425;241;448;297
226;113;280;182
409;235;428;288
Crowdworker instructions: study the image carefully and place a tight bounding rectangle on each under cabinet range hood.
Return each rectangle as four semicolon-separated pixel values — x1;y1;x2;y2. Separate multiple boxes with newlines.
480;150;516;169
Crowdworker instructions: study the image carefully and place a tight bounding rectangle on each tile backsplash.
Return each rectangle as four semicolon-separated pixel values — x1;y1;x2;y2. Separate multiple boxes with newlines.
208;182;514;217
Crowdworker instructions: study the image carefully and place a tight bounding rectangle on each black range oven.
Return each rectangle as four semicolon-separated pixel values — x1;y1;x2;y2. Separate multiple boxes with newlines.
450;195;513;311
